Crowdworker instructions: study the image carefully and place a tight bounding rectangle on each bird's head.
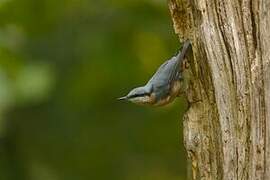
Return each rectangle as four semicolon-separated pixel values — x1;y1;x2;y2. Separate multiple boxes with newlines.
118;85;154;105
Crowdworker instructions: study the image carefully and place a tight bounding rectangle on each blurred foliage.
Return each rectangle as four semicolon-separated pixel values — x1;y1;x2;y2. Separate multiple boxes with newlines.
0;0;187;179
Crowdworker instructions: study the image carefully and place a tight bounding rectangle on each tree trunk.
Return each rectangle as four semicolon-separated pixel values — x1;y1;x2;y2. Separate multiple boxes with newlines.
168;0;270;179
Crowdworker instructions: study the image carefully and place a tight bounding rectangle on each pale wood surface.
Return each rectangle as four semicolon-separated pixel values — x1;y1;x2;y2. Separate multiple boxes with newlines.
168;0;270;179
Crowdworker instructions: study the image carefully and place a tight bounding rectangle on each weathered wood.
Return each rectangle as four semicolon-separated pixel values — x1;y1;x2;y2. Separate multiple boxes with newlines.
168;0;270;179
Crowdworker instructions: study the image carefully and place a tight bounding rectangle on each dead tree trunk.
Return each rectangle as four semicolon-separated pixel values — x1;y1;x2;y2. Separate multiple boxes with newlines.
168;0;270;179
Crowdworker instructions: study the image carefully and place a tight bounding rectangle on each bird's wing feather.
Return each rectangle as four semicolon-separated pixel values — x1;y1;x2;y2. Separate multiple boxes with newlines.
147;40;191;88
147;57;177;87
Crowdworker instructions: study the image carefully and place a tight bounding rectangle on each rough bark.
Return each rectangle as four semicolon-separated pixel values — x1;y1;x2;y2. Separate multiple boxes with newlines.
168;0;270;179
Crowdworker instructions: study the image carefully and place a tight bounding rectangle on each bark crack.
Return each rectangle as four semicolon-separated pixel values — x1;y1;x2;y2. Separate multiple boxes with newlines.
250;0;257;49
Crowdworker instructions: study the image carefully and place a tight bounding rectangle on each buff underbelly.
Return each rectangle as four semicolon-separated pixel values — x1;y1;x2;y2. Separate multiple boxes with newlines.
153;81;181;106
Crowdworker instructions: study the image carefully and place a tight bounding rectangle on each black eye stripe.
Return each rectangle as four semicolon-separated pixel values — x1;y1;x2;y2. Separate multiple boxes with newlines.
130;93;150;98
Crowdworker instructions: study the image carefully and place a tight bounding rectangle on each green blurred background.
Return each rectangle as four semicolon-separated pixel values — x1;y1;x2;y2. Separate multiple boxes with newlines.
0;0;187;179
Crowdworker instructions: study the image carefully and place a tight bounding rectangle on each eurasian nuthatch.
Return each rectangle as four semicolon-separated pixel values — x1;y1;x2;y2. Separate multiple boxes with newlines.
118;40;191;106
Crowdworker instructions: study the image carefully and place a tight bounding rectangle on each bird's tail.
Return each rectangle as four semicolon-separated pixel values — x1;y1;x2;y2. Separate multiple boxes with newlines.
176;40;191;71
168;39;192;82
175;39;191;76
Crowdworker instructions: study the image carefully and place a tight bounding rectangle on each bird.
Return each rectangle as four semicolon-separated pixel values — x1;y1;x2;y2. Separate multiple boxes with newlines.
118;40;191;106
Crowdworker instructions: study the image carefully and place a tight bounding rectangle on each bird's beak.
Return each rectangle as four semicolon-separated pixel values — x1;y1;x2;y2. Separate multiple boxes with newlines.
117;96;128;100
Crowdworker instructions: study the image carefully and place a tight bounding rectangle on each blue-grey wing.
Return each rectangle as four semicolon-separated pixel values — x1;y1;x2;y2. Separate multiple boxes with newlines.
147;57;179;87
146;57;179;99
146;40;191;100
